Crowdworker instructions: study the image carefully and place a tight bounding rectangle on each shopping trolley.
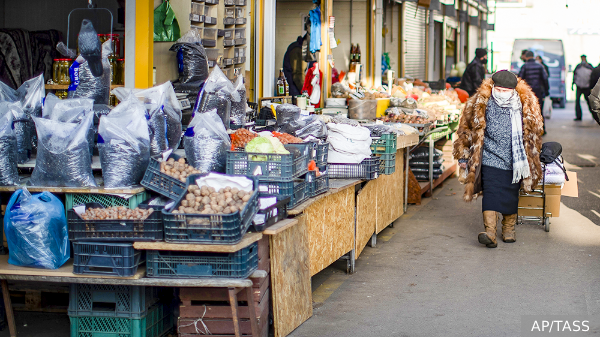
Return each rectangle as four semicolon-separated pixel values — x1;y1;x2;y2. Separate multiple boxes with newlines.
517;163;551;232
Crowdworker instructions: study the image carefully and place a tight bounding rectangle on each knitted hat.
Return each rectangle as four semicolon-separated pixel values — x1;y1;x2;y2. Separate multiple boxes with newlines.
475;48;487;58
492;70;518;89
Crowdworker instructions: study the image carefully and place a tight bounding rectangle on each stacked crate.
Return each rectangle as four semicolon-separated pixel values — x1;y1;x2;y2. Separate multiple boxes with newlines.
176;236;270;337
68;284;174;337
371;133;397;175
434;135;457;167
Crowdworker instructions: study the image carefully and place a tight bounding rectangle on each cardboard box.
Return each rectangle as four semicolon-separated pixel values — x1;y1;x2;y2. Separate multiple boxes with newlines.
517;171;579;218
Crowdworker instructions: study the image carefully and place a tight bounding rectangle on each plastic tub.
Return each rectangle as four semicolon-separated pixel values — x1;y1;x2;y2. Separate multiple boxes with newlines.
376;98;391;118
235;0;246;5
191;2;203;15
203;28;217;40
235;47;246;58
190;26;202;36
224;17;235;25
325;98;347;108
348;99;376;120
225;7;235;18
204;48;219;61
235;28;246;39
224;0;234;5
219;28;234;39
235;7;245;18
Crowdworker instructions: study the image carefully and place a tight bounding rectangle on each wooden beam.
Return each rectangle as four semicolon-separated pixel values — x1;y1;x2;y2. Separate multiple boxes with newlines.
134;233;263;252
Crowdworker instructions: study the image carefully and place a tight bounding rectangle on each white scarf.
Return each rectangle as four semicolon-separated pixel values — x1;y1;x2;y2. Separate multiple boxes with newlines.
492;86;531;183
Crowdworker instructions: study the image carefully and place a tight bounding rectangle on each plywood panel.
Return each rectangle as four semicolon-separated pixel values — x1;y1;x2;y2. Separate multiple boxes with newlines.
356;180;377;259
270;214;312;337
376;148;405;233
305;186;355;276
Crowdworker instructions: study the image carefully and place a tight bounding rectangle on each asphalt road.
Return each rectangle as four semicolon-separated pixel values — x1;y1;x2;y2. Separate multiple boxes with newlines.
543;102;600;224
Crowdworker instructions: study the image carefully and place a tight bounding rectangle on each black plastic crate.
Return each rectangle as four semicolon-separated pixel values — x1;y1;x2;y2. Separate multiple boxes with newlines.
226;143;310;181
252;195;290;232
146;242;258;278
73;242;144;278
69;284;159;319
328;157;380;180
141;154;188;200
162;173;259;244
68;203;163;242
306;171;329;197
258;179;308;209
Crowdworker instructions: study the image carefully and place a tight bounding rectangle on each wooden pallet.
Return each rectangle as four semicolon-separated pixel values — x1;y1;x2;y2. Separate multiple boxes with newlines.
8;282;69;313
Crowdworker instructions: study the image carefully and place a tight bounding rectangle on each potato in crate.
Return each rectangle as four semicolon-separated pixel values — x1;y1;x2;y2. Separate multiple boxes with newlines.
162;173;259;244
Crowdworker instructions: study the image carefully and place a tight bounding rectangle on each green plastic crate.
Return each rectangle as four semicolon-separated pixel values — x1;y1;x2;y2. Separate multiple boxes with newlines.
370;133;397;154
69;302;173;337
65;191;149;211
378;153;396;175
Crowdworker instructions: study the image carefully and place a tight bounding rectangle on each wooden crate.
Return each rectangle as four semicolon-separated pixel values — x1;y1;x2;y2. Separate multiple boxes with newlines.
178;291;269;337
9;282;69;313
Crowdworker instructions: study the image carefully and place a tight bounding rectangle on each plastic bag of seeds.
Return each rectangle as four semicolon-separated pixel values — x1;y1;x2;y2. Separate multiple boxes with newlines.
275;104;301;128
113;82;183;152
0;103;19;186
69;41;111;105
43;94;95;157
194;66;240;129
169;30;209;84
29;110;96;187
230;75;247;128
98;94;151;188
5;102;32;164
184;108;231;173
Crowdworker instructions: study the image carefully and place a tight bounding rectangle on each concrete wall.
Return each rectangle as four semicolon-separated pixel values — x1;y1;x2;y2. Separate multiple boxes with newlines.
488;0;600;100
383;1;400;75
153;0;192;84
332;0;369;74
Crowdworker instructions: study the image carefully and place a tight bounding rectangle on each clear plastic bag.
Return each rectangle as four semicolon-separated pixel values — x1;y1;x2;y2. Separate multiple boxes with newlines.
30;111;96;187
195;67;239;129
411;147;443;160
3;102;31;164
275;104;300;128
16;74;44;119
112;82;183;152
0;103;19;186
230;75;247;128
292;115;328;139
170;30;209;84
70;41;111;105
98;94;151;188
184;108;231;173
4;188;70;269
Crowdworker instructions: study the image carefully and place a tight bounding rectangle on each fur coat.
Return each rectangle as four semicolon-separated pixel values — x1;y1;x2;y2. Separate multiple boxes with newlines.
453;78;544;202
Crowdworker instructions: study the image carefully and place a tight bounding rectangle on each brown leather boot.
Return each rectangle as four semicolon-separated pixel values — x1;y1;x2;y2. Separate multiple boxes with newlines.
478;211;498;248
501;214;517;243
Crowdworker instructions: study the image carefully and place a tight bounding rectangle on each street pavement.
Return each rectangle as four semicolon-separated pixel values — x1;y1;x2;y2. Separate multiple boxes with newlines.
290;103;600;337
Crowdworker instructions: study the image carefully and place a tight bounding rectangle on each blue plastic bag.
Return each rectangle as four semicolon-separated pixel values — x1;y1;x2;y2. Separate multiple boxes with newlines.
4;189;70;269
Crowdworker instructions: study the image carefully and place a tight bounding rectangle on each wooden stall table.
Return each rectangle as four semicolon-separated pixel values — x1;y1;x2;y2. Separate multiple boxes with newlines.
0;233;266;337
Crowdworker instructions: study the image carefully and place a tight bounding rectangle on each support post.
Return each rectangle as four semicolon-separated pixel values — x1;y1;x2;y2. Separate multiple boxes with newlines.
124;0;153;89
1;280;16;337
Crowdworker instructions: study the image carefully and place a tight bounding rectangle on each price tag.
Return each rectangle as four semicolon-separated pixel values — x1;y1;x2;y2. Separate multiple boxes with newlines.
73;205;86;216
259;185;268;192
253;166;263;176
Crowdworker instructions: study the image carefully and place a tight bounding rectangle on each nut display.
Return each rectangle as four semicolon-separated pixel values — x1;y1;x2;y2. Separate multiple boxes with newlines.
172;185;252;214
272;131;303;144
160;157;202;182
231;128;258;149
79;206;154;220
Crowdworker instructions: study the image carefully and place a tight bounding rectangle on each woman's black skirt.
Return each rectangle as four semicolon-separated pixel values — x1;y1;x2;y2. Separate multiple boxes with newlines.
481;165;520;214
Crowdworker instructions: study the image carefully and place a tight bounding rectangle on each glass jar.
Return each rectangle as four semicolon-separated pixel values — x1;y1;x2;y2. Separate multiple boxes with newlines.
56;89;68;99
52;59;61;83
106;34;120;58
108;57;117;84
117;59;125;85
57;59;72;85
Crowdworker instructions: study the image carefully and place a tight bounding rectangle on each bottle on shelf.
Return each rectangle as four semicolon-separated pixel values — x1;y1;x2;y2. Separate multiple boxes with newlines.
356;44;361;63
277;68;286;96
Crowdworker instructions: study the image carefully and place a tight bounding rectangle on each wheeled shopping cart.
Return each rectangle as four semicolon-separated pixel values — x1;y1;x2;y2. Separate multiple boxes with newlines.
517;163;551;232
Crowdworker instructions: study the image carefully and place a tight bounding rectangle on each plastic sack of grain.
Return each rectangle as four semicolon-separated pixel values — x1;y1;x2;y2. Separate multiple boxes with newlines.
194;66;239;129
30;110;96;187
98;94;151;188
0;103;19;186
184;108;231;173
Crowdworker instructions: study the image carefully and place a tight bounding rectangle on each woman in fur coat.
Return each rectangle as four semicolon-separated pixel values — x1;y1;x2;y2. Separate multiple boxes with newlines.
453;70;544;248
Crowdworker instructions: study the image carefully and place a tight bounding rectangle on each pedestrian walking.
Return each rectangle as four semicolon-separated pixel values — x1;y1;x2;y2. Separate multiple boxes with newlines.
454;70;544;248
573;54;594;121
535;55;550;77
520;49;528;62
459;48;488;96
519;51;549;134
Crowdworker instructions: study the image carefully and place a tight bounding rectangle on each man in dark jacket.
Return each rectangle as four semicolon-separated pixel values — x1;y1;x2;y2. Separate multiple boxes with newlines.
519;50;549;133
573;55;594;121
460;48;487;96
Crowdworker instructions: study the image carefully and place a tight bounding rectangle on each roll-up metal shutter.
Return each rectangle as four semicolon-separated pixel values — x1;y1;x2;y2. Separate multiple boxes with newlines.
403;2;427;79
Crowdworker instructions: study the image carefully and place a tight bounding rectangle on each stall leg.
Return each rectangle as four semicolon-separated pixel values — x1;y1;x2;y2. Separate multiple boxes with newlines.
429;135;434;196
405;148;409;213
228;287;242;337
341;250;356;274
370;234;377;248
1;280;16;337
245;287;260;337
